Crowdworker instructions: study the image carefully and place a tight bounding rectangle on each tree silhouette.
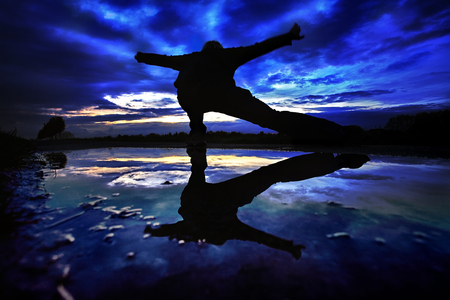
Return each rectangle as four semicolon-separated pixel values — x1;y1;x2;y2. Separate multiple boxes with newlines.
384;114;415;132
37;116;66;140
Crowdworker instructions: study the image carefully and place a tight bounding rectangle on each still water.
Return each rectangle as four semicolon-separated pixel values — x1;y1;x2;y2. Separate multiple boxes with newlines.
37;148;450;299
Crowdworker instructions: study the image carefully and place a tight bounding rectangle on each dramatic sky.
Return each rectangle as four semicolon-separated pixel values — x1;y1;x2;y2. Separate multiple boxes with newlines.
1;0;450;138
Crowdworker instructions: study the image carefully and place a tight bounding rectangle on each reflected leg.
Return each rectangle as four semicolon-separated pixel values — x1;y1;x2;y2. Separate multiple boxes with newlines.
215;152;369;207
214;153;345;207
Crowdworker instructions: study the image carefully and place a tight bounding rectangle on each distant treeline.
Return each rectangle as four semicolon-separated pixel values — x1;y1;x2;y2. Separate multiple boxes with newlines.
86;131;293;144
372;109;450;145
50;109;450;146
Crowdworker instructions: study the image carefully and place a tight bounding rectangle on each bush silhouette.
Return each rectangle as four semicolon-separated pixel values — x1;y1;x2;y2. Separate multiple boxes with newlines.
37;116;66;140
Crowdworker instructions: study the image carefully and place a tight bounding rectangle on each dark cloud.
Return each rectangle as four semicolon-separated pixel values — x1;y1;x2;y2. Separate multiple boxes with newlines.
309;103;450;129
385;52;431;72
307;74;345;85
401;0;450;32
293;90;395;105
328;172;394;181
319;0;450;65
264;73;345;89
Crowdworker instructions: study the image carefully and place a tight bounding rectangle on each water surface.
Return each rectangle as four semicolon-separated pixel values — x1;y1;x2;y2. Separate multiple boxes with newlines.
14;148;450;299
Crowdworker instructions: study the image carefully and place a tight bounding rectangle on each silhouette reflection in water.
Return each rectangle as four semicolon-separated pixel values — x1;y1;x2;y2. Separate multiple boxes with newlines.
146;149;369;260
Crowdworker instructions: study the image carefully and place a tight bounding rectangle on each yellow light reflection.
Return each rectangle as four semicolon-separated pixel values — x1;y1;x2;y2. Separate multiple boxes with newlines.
101;155;286;169
207;155;284;168
102;156;191;164
65;166;141;177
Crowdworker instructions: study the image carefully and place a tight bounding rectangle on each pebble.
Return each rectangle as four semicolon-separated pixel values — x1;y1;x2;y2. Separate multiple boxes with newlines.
413;231;429;239
375;237;386;244
103;206;117;210
79;199;103;208
50;253;64;263
36;231;75;250
118;212;136;218
103;206;121;215
143;234;150;239
89;223;107;231
56;284;75;300
326;232;350;239
126;252;135;259
62;265;70;279
125;208;142;213
109;225;125;231
112;193;120;197
103;233;114;241
178;240;185;245
85;194;107;201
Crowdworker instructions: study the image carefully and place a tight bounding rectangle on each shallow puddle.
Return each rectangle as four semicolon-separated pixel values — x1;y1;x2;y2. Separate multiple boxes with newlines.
3;148;450;299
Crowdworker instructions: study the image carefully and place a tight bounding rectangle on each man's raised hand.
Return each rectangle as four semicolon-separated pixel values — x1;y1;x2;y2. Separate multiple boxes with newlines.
135;52;143;63
289;23;305;40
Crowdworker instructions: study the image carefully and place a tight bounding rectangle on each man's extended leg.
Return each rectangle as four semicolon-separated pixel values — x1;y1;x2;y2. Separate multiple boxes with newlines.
213;87;348;143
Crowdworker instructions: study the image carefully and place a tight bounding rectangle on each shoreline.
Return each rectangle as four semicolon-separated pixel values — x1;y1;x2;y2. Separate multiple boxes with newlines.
33;140;450;159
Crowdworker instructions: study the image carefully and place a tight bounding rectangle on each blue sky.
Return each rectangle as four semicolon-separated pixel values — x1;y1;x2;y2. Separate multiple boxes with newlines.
1;0;449;138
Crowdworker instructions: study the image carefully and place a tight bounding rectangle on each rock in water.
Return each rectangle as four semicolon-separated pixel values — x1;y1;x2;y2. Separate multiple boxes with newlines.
326;232;350;239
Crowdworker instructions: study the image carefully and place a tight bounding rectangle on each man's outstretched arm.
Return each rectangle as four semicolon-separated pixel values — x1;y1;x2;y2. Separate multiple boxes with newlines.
134;52;187;71
235;23;305;67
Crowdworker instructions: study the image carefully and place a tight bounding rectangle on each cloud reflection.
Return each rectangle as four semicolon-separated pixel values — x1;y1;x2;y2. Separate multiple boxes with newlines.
109;170;191;188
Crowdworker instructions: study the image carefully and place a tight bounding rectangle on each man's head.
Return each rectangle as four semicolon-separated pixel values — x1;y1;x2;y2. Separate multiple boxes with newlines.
202;40;223;51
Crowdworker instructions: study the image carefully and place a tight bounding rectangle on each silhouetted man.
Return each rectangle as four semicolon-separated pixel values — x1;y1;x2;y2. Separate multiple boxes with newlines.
135;23;363;146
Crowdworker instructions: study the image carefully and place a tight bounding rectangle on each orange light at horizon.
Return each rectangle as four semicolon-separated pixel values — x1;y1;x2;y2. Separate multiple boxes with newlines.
95;112;237;125
40;106;142;118
95;115;190;125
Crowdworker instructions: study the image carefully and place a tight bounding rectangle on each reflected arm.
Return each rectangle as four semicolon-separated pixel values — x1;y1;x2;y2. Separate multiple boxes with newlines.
233;220;306;260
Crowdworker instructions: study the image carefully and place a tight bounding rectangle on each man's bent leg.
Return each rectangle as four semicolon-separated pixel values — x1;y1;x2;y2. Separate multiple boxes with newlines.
186;111;207;146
